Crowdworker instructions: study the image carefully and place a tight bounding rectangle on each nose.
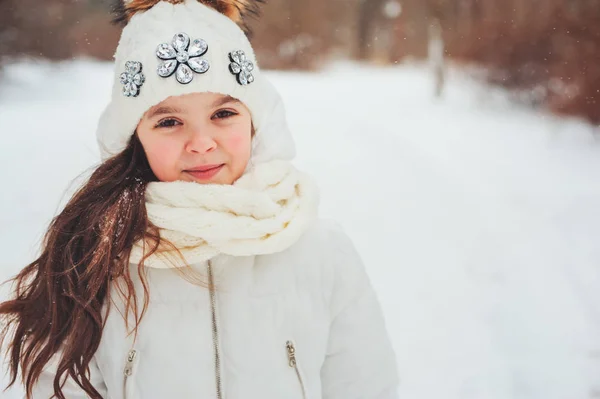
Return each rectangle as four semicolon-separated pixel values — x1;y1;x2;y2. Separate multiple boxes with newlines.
185;125;217;154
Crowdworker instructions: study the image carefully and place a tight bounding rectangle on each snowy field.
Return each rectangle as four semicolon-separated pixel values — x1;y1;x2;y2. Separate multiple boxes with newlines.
1;60;600;399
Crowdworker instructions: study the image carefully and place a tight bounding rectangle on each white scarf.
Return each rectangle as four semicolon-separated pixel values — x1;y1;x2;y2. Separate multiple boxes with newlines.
129;160;319;268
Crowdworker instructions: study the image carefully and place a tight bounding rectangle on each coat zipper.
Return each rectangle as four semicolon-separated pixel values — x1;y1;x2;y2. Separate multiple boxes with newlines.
121;262;223;399
208;260;223;399
123;349;137;399
286;340;307;399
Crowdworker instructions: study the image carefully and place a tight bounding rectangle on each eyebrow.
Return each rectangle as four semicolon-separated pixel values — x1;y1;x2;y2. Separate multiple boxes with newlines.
146;96;241;119
211;95;241;108
146;106;184;119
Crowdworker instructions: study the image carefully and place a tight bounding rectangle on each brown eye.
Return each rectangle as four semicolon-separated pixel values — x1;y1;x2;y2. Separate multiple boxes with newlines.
212;110;237;120
155;118;181;128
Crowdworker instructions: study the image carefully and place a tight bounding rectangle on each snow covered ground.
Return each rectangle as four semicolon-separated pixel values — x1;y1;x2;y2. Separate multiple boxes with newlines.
1;60;599;399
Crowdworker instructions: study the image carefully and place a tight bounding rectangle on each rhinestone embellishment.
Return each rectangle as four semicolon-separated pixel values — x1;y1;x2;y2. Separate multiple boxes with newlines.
228;50;254;85
156;32;210;84
120;61;145;97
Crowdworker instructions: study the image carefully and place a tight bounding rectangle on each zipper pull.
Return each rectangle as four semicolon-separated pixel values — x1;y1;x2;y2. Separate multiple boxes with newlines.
124;349;137;377
286;341;297;367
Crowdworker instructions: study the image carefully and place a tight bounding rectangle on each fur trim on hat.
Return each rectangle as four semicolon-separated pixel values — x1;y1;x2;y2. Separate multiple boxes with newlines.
111;0;263;36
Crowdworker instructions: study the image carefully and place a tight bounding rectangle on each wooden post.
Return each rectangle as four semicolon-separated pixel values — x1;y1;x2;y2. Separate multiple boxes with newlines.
428;18;445;97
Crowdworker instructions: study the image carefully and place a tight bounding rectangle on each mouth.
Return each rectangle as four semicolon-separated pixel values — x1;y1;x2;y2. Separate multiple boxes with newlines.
184;164;225;181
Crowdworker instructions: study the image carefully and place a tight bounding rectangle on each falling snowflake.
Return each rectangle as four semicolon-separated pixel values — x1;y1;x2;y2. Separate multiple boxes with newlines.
383;1;402;18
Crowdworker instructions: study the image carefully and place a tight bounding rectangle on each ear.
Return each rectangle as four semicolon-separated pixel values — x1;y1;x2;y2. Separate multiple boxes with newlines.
111;0;264;37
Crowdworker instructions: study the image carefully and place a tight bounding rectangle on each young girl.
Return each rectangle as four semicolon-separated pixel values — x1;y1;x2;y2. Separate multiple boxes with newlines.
1;1;399;398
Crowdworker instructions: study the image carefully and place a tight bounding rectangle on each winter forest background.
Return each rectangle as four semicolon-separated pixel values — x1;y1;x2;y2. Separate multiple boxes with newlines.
2;0;600;123
1;0;600;398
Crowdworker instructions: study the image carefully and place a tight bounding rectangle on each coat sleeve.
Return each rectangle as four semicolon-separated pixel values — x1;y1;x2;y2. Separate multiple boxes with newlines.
320;223;400;399
28;352;108;399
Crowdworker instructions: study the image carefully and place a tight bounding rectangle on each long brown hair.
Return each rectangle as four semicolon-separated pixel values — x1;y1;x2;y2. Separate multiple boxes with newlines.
0;134;162;399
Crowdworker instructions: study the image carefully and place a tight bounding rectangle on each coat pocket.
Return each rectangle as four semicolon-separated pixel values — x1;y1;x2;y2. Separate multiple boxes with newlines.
123;349;139;399
286;340;308;399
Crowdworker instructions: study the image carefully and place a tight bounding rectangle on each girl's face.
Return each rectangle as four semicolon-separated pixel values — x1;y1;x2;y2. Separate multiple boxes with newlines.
136;92;252;185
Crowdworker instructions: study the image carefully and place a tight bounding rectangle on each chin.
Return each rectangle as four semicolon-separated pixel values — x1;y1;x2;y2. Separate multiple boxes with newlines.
190;172;233;185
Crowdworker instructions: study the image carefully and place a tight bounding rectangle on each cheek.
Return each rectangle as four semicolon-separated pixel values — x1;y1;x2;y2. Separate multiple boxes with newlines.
223;130;252;160
142;136;182;181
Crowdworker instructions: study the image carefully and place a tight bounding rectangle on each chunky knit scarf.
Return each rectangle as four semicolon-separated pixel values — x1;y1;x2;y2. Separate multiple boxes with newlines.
129;160;319;268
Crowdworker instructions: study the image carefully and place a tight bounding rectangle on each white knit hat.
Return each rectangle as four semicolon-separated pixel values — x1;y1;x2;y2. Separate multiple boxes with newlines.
96;0;296;165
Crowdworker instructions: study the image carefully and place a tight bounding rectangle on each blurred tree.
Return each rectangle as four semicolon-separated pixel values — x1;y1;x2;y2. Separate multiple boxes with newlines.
0;0;18;63
251;0;360;69
357;0;386;60
1;0;598;123
0;0;119;63
438;0;600;123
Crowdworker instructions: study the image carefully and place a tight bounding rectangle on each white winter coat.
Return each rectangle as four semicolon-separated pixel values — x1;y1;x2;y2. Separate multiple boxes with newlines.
31;220;399;399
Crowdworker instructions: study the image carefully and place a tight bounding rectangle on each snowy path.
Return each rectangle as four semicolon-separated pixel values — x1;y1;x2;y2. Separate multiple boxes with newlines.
1;61;599;398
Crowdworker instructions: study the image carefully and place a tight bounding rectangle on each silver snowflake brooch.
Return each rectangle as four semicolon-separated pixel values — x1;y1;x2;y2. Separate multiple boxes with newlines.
120;61;145;97
156;32;210;85
228;50;254;85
